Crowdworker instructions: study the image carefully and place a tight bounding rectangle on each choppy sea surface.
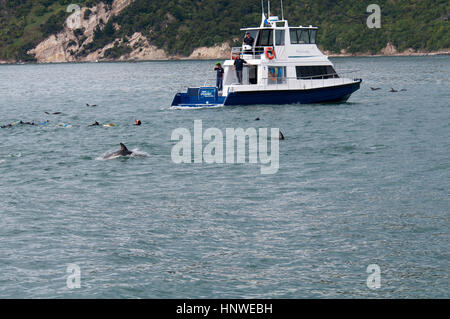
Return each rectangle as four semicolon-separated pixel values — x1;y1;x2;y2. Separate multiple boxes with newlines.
0;56;448;298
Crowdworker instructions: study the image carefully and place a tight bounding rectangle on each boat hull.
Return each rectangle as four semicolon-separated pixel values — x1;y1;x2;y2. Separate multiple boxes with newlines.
171;80;362;108
223;80;362;106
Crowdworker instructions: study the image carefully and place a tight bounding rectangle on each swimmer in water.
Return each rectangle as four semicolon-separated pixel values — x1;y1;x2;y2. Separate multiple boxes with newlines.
1;120;35;128
135;120;142;126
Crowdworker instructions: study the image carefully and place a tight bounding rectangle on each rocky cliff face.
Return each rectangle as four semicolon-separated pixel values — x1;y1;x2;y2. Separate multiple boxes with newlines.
27;0;231;63
188;43;231;60
380;43;398;55
29;0;135;63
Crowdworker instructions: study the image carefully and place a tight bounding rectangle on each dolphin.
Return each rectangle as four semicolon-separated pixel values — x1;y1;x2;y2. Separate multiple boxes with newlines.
104;143;133;159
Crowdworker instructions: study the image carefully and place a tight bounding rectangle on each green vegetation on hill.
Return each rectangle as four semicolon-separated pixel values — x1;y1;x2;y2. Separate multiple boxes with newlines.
0;0;105;61
1;0;449;61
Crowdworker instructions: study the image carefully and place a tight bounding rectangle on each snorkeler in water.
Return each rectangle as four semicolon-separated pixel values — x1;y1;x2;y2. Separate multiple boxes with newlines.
1;120;35;128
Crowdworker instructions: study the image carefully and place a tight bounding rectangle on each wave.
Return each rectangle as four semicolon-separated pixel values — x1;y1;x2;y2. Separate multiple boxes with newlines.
170;104;224;110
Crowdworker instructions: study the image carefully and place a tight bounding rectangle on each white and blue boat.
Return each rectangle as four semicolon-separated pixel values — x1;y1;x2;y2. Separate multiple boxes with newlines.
171;3;362;108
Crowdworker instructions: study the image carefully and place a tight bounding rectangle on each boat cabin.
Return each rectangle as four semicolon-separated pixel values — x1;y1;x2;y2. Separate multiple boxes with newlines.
221;15;339;90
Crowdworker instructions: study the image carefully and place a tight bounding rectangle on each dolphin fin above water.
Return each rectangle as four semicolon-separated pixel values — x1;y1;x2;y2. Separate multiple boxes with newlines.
103;143;133;159
119;143;132;156
100;143;150;160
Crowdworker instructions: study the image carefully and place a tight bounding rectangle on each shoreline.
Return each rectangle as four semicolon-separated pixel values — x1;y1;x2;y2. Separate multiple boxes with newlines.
1;50;448;65
327;50;450;58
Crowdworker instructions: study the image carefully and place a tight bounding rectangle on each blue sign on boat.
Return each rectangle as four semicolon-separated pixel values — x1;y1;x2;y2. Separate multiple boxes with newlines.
199;88;216;98
171;87;225;108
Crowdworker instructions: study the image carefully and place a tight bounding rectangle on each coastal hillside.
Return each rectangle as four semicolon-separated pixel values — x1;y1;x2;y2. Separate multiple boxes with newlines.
0;0;449;62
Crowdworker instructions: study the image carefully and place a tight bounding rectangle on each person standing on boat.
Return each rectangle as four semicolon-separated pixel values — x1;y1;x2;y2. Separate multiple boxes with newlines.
213;62;224;91
233;56;250;84
243;32;255;54
243;32;254;47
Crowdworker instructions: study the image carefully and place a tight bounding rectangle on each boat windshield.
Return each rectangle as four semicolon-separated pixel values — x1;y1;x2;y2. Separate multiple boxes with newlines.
243;30;258;42
256;29;274;47
289;28;317;44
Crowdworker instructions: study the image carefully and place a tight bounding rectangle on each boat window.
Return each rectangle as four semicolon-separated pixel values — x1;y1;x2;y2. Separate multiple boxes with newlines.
289;28;317;44
296;66;339;79
244;30;258;42
249;66;258;84
275;30;285;46
298;30;309;44
268;66;287;85
289;29;298;44
256;29;273;46
309;29;317;44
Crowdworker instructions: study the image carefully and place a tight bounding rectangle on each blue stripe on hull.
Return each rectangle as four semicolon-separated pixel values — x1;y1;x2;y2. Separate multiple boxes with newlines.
223;80;362;106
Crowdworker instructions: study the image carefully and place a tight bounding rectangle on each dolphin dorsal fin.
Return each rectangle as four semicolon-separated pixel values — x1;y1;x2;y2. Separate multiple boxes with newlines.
120;143;128;151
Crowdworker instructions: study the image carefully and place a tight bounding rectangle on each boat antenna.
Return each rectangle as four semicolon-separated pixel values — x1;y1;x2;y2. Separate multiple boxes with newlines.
268;1;271;17
261;0;265;15
281;0;285;20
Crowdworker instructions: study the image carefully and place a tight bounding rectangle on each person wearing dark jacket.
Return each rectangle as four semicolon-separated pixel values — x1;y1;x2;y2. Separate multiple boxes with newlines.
243;32;254;46
233;56;250;84
213;63;224;91
243;32;255;54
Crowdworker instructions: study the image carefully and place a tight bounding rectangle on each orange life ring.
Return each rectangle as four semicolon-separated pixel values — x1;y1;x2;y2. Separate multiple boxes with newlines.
265;47;275;60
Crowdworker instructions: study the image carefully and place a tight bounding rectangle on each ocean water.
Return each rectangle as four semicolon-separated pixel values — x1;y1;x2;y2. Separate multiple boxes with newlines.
0;56;448;298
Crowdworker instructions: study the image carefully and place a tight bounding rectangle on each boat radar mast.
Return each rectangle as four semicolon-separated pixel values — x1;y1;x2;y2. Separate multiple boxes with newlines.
265;1;285;19
260;1;285;27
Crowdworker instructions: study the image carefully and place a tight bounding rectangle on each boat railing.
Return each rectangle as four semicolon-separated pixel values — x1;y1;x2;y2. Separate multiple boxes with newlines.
262;69;361;89
232;46;266;59
189;69;360;93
